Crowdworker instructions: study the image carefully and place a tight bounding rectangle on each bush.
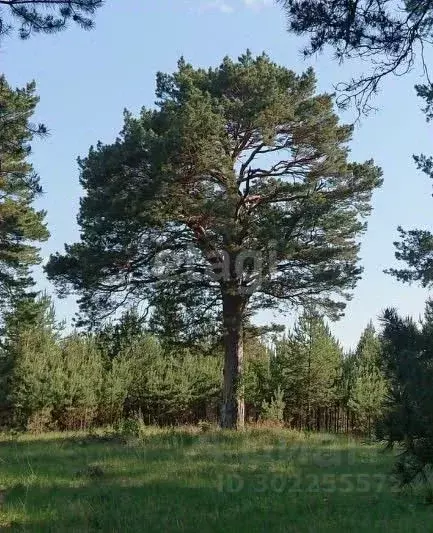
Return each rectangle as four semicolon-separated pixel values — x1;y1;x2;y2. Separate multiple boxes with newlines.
115;412;146;439
56;406;97;431
26;408;56;434
261;387;285;426
197;420;213;433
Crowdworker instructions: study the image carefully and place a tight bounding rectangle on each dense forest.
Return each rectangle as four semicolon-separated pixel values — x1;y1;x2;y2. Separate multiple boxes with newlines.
0;295;387;436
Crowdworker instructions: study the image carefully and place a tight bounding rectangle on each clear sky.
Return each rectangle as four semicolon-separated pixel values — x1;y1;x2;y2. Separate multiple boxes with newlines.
1;0;432;349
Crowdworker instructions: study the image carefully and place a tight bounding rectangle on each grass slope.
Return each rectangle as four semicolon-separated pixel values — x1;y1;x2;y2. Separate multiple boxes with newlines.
0;428;432;532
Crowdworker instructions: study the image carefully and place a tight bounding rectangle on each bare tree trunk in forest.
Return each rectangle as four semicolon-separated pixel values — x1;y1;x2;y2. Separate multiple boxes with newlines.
221;291;245;429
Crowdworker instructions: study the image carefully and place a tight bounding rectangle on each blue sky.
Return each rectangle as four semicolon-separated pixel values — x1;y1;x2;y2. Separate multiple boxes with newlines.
1;0;432;348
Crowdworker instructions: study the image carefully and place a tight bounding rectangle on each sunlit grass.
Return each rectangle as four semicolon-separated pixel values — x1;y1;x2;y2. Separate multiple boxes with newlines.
0;427;431;532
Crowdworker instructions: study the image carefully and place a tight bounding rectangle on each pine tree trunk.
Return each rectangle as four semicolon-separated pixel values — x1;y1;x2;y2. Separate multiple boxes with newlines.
221;292;245;430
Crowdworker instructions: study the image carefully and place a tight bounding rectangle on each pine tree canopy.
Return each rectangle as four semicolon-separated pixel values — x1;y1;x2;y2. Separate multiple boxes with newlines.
0;0;102;40
278;0;433;110
386;227;433;287
385;153;433;287
348;322;387;433
355;321;381;362
277;1;433;290
0;76;49;311
46;52;383;326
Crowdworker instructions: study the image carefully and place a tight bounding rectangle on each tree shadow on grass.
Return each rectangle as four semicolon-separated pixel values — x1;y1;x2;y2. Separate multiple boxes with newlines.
3;477;430;533
0;431;419;533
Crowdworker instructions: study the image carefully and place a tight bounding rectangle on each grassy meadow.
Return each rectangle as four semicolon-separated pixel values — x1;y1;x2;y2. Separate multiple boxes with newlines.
0;427;432;532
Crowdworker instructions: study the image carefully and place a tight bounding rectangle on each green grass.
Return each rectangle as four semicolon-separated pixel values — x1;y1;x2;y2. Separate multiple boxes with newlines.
0;427;432;532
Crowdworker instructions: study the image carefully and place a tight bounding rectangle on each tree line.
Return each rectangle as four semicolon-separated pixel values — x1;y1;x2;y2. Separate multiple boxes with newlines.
0;295;388;437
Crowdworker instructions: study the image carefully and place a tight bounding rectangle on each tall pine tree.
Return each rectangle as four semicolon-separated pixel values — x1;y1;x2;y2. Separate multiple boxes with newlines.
0;77;49;319
46;53;382;429
348;322;387;436
272;311;343;429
